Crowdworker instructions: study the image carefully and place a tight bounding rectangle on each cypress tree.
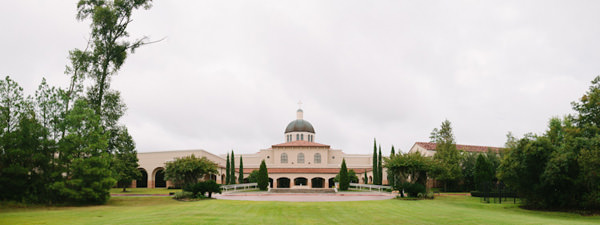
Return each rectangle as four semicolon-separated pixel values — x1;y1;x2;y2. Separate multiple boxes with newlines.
225;153;230;185
388;145;396;187
230;150;235;184
238;155;244;184
257;160;269;190
372;138;377;184
378;145;383;185
339;159;349;190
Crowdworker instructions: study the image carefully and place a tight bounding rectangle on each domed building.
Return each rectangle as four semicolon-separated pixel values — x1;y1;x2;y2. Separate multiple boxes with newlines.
134;108;380;189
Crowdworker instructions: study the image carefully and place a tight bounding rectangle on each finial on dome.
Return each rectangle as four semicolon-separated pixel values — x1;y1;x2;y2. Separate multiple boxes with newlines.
296;101;303;120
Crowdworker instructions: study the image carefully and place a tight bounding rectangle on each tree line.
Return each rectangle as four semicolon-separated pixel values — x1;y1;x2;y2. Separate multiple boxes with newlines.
0;0;153;204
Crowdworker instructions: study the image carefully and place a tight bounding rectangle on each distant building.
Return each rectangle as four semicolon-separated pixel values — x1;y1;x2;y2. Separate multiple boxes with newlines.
408;142;503;157
134;108;382;188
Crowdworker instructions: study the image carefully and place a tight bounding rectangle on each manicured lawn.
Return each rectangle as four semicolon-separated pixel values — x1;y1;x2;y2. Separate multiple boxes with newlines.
1;195;599;224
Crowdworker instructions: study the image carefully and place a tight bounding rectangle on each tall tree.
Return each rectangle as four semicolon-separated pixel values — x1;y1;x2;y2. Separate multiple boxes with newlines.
431;119;462;191
230;150;235;184
238;155;244;184
378;145;383;185
388;145;396;187
111;127;140;192
50;100;115;204
0;76;25;135
225;153;230;185
257;160;269;190
73;0;153;115
339;159;349;190
372;138;377;184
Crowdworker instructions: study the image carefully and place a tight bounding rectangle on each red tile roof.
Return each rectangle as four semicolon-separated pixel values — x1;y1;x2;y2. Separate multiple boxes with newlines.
272;141;330;148
242;168;371;174
415;142;503;153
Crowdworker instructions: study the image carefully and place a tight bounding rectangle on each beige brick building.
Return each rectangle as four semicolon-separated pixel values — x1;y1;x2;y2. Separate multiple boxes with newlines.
134;108;383;188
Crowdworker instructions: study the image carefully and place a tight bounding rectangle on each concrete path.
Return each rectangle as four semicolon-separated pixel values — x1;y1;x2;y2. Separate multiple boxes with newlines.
215;192;395;202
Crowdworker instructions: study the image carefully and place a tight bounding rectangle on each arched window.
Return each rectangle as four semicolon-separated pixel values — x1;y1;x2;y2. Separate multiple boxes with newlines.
297;153;305;164
301;134;304;141
281;153;288;163
314;153;321;164
296;134;299;141
309;135;313;142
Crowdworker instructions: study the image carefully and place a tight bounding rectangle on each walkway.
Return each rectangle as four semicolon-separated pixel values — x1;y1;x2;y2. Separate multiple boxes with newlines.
215;191;395;202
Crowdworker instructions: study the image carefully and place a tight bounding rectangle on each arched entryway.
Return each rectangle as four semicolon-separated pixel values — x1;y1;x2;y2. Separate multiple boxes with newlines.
221;174;225;184
136;168;148;188
154;168;166;188
269;178;273;188
294;177;307;187
311;177;325;188
210;174;217;181
328;178;336;188
277;177;290;188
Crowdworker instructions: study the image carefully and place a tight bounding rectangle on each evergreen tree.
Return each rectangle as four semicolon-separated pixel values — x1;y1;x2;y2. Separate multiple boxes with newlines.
378;145;383;185
339;159;349;190
257;160;269;190
388;145;396;187
372;138;377;184
238;155;244;184
363;169;368;184
225;153;230;185
431;119;462;191
230;150;235;184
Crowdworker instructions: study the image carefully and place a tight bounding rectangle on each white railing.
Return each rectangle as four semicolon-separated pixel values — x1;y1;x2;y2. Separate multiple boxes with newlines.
221;183;259;192
349;183;392;192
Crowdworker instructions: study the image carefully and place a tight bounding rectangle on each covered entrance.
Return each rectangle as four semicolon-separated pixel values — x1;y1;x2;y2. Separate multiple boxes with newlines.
277;177;290;188
311;177;325;188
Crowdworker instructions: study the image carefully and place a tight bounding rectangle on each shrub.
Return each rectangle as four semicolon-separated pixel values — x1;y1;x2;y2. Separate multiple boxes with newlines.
184;182;207;198
182;180;221;198
174;191;194;200
404;182;426;197
426;191;435;199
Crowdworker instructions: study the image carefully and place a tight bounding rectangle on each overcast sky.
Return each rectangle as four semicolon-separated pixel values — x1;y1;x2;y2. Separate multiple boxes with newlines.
2;1;600;155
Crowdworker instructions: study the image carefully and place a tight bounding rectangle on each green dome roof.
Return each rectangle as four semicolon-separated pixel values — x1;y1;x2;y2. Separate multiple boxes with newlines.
285;119;315;133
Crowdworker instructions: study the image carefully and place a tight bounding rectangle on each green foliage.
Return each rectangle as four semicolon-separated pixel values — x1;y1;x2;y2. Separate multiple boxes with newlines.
386;152;432;192
372;138;377;184
402;182;426;197
498;77;600;209
474;154;494;191
335;169;359;183
164;154;218;188
183;180;221;198
363;169;368;184
339;159;350;190
257;160;269;190
50;156;116;204
230;150;235;184
247;170;259;183
377;145;383;185
0;0;152;205
111;127;140;191
431;119;462;191
238;155;244;184
225;153;230;185
461;152;477;191
173;191;194;200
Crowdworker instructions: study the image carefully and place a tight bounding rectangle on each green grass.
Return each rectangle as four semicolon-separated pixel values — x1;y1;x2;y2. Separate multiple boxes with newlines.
1;195;599;224
110;188;178;194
